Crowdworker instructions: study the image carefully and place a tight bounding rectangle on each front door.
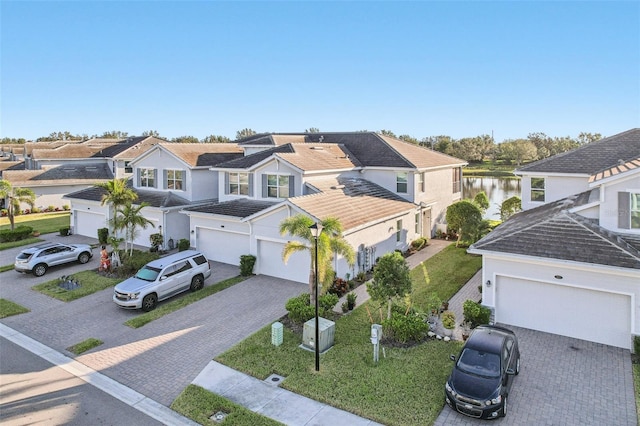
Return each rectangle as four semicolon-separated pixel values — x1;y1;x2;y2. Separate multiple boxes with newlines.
422;208;432;237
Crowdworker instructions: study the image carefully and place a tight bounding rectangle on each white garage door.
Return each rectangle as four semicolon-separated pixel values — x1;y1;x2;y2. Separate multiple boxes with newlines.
135;219;159;248
197;228;248;266
74;211;107;238
257;239;308;283
496;277;631;349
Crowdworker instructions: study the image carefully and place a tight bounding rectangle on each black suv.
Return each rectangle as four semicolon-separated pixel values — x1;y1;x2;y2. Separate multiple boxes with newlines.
445;325;520;419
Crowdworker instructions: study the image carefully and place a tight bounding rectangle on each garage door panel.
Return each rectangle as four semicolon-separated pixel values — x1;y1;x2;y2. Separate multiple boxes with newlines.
258;240;308;283
198;228;248;266
75;211;106;238
496;277;630;349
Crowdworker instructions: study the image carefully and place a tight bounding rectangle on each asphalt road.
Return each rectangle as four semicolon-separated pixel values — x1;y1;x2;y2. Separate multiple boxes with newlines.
0;336;163;426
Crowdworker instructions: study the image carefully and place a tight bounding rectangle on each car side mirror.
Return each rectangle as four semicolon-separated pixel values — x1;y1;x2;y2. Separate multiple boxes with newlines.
449;354;456;362
506;368;515;375
160;275;167;281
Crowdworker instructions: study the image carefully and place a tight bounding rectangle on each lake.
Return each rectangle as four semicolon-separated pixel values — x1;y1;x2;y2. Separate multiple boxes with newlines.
463;176;521;220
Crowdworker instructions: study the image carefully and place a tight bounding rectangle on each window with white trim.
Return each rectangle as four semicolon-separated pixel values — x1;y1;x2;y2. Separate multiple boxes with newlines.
415;213;420;233
138;168;156;188
396;172;408;193
417;172;425;192
530;177;545;202
266;174;291;198
166;169;184;190
452;167;462;193
632;193;640;229
229;172;249;195
396;219;402;242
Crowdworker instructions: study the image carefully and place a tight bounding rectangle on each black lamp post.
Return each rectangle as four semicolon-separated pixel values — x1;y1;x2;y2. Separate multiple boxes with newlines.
309;222;323;372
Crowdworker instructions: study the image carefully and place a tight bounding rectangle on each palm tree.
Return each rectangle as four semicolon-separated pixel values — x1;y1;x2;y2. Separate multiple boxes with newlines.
0;181;36;230
94;178;137;234
280;215;355;305
111;202;154;255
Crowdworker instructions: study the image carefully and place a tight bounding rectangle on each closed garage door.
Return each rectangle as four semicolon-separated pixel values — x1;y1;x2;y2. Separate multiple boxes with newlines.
197;228;248;265
75;211;107;238
496;277;631;349
257;239;308;283
135;219;158;248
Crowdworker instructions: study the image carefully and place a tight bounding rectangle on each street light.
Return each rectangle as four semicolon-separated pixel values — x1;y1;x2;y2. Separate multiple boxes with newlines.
309;221;323;372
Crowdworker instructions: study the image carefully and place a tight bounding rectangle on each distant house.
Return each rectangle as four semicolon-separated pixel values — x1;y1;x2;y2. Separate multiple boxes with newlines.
182;132;466;283
469;128;640;349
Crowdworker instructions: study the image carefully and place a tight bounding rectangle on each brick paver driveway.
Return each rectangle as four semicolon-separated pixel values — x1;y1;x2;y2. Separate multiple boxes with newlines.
1;238;305;406
435;325;637;425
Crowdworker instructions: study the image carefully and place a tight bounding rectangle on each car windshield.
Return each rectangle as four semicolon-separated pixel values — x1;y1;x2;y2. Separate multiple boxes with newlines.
457;348;501;378
135;266;161;282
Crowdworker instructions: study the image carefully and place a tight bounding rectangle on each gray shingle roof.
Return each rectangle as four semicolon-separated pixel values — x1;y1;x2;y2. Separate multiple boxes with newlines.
182;199;279;218
65;184;192;208
3;163;113;185
470;190;640;270
516;128;640;175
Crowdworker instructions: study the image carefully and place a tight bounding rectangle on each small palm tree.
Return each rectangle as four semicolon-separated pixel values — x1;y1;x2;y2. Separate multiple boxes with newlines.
280;215;355;305
111;202;154;255
0;180;36;230
94;178;137;235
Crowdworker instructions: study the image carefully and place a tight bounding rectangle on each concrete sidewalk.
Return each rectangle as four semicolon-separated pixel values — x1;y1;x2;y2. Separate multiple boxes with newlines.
193;362;382;426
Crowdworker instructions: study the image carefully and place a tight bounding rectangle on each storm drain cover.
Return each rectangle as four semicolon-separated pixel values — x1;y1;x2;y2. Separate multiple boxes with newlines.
264;374;285;386
210;411;228;423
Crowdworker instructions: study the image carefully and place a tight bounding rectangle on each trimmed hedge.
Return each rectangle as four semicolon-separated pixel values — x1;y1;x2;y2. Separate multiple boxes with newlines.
0;226;34;243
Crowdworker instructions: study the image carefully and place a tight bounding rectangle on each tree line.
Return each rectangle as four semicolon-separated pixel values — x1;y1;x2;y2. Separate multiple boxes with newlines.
2;128;602;165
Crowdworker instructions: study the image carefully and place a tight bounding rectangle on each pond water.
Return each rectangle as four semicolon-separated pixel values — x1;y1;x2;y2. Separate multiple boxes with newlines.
463;176;521;220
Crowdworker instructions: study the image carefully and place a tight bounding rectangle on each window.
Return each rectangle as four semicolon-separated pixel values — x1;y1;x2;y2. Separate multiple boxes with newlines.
397;172;408;193
415;213;420;234
229;172;250;195
452;168;462;193
417;172;425;192
166;169;184;190
139;168;156;188
632;193;640;229
396;219;402;242
265;174;291;198
124;161;132;173
530;177;545;202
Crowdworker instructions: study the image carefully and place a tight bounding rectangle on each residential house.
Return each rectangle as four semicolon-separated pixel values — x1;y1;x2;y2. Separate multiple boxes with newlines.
469;128;640;349
65;142;244;246
182;132;466;283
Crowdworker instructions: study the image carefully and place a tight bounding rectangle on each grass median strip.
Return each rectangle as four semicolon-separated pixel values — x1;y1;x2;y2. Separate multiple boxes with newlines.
67;338;103;355
125;276;247;328
0;264;15;273
172;384;283;426
32;271;121;302
0;299;30;318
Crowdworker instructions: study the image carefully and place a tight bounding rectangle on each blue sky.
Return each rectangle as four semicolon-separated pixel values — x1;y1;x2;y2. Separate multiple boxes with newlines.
1;1;638;142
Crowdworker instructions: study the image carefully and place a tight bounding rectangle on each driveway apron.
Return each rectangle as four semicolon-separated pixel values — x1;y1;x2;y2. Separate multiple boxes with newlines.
1;243;305;406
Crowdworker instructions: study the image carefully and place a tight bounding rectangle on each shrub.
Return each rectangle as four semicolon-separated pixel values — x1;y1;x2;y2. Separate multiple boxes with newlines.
318;293;339;312
47;205;56;212
177;238;190;251
59;227;71;236
634;336;640;355
382;311;430;343
31;207;41;214
463;299;491;329
118;250;160;275
441;311;456;329
97;228;109;245
239;255;256;276
0;226;34;243
62;205;70;211
410;237;428;250
149;233;163;251
346;292;357;310
328;277;349;297
285;294;315;324
0;209;7;217
356;271;366;282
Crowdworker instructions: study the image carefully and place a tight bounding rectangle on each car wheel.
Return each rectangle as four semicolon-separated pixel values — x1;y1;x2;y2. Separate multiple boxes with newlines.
189;274;204;292
502;396;508;417
33;263;48;277
78;252;90;264
142;294;158;312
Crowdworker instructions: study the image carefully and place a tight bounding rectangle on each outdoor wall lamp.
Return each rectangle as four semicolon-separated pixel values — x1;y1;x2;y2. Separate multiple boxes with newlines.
486;280;492;287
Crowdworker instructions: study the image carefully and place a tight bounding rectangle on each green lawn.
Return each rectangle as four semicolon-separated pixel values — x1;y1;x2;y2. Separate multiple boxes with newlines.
215;246;479;426
0;212;70;234
67;338;103;355
172;385;283;426
0;298;30;318
32;271;120;302
634;362;640;420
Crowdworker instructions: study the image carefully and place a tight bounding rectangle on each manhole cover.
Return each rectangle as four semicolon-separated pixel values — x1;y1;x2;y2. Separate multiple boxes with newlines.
264;373;285;386
210;411;228;423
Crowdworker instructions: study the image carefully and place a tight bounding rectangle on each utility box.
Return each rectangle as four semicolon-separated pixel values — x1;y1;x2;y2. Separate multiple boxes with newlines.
302;317;335;353
271;321;283;346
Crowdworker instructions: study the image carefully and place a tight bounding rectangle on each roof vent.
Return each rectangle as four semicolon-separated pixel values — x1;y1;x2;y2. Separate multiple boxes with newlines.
319;136;324;142
311;146;324;150
330;185;346;189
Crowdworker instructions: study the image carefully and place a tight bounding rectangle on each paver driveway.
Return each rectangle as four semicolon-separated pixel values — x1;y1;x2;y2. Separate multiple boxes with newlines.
435;325;637;426
0;237;305;406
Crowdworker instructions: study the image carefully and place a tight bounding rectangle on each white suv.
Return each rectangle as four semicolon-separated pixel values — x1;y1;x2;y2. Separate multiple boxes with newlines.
113;250;211;311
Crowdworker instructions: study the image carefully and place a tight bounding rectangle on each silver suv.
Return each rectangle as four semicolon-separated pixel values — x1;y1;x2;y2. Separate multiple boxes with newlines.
113;250;211;311
15;242;93;277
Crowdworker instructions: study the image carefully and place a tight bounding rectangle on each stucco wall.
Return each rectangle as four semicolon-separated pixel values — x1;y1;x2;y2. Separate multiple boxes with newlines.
600;174;640;232
520;174;589;210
